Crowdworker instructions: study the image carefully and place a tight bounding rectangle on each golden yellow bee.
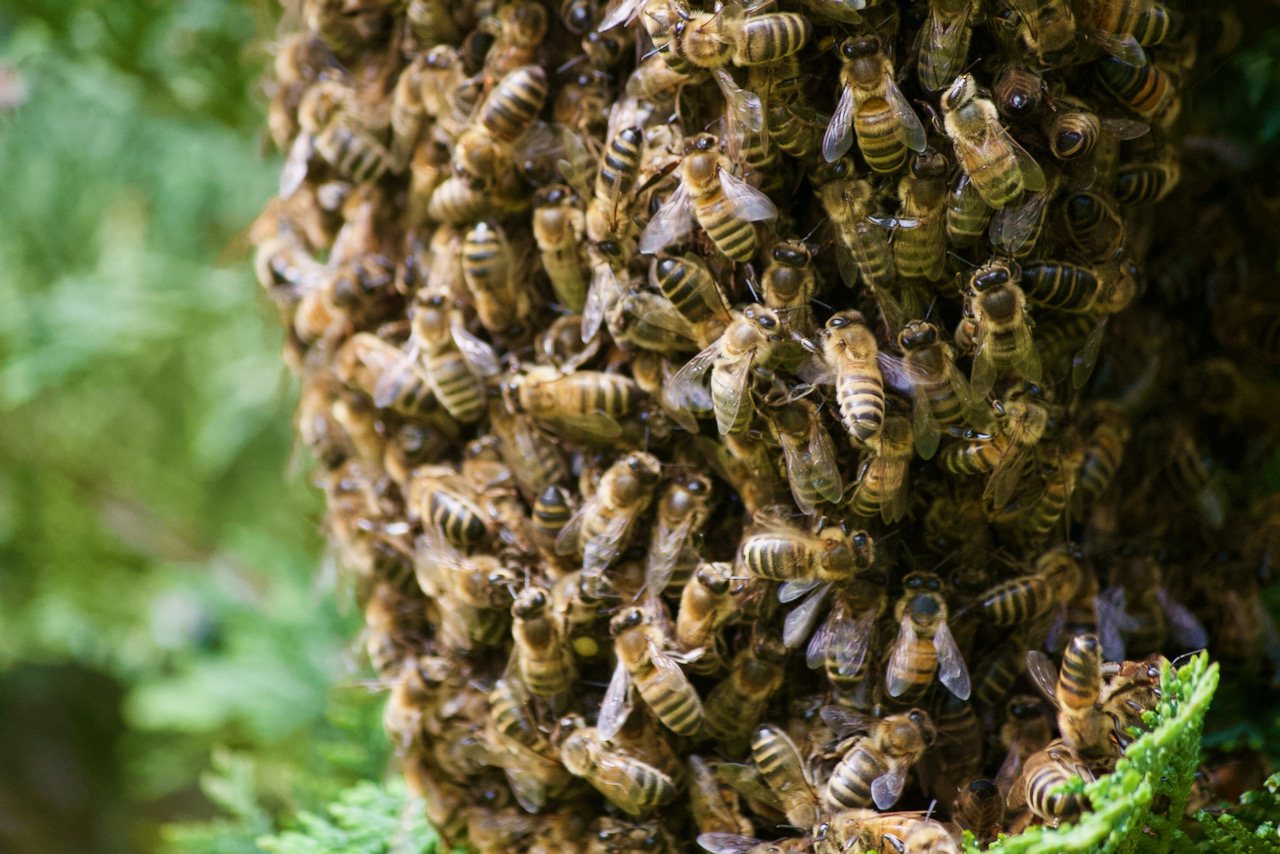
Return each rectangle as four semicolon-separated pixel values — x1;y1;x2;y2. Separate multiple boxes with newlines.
939;74;1046;210
917;0;977;92
600;603;705;738
720;723;822;829
511;585;576;709
824;34;927;173
963;260;1042;399
503;364;641;443
822;706;937;810
804;310;887;450
740;511;874;585
559;721;678;816
646;474;714;596
766;397;844;515
556;451;662;571
703;634;788;745
822;809;954;854
453;65;549;185
939;389;1050;508
532;185;589;313
886;571;971;701
1026;633;1119;770
849;413;914;524
896;320;992;460
283;79;396;199
1008;738;1096;826
664;0;812;70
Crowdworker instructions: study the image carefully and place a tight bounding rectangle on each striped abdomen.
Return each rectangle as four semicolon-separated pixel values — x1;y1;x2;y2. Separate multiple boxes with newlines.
425;350;486;422
826;742;886;808
976;575;1053;626
855;98;909;174
428;489;488;546
1057;634;1103;710
740;533;812;580
478;66;547;142
939;435;1004;477
695;190;759;261
836;366;884;447
634;660;704;735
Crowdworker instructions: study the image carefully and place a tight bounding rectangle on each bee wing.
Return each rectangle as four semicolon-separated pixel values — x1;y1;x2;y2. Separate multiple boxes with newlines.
451;320;500;377
1100;116;1150;141
504;766;549;813
780;577;823;604
995;742;1025;801
583;511;639;571
988;186;1051;257
647;513;699;596
885;613;919;699
697;834;769;854
1025;650;1061;708
598;658;635;741
934;618;971;699
649;637;704;707
1091;31;1147;67
666;343;721;433
919;2;973;91
556;127;596;199
820;705;877;736
805;609;835;670
788;582;831;650
713;69;766;164
1010;315;1043;387
1156;588;1209;650
1071;316;1108;389
808;420;845;505
719;763;784;811
1093;591;1136;661
639;181;695;255
909;380;942;461
990;122;1047;195
599;0;646;31
883;73;928;153
797;353;836;387
712;353;754;436
719;167;779;223
280;132;314;199
373;339;423;409
626;291;700;341
984;431;1034;508
778;430;818;516
871;761;909;810
583;259;621;344
833;606;879;677
822;86;857;163
554;501;590;556
952;364;995;431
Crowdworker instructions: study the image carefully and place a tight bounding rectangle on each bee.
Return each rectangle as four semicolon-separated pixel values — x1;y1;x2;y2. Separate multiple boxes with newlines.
822;706;937;810
963;261;1042;399
971;545;1085;627
1074;405;1126;505
916;0;977;92
939;389;1050;507
902;820;961;854
805;310;889;450
426;173;492;224
1026;633;1118;770
1044;97;1149;186
893;151;950;282
801;584;886;710
377;291;500;424
461;221;534;338
454;65;549;186
1079;0;1165;66
334;332;432;416
531;484;575;553
1059;190;1126;261
1097;653;1166;745
995;694;1053;798
819;177;897;297
897;320;992;460
650;253;733;346
1016;438;1085;542
1108;553;1208;656
1112;146;1180;205
665;305;784;435
939;74;1046;210
767;397;844;516
993;64;1043;121
689;756;754;836
646;474;714;596
759;240;818;344
676;561;744;660
503;365;640;443
823;810;953;854
414;539;517;652
704;634;788;746
741;513;874;584
557;452;662;571
760;60;828;159
479;1;547;78
487;402;570;501
823;35;928;173
559;723;678;816
1008;739;1095;825
666;0;813;69
724;724;822;828
886;571;971;701
282;79;395;200
511;585;576;709
997;0;1076;61
945;175;992;246
301;0;393;63
639;134;779;262
407;466;491;548
848;413;914;524
698;834;813;854
600;604;705;738
533;186;588;313
1095;56;1180;128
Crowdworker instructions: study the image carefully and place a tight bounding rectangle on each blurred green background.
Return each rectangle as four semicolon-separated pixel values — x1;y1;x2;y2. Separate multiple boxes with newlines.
0;2;397;851
2;1;1280;853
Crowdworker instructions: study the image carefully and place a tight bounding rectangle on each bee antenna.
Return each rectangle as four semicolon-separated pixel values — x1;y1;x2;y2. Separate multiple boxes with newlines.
924;297;939;321
802;219;827;243
811;297;833;311
924;798;939;821
947;251;977;269
556;54;587;74
743;264;762;301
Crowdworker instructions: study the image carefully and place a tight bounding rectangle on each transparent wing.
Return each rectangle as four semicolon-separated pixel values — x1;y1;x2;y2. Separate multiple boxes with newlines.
778;430;818;516
667;343;722;433
582;259;620;344
554;501;591;556
823;86;857;163
505;767;548;813
910;380;942;461
712;354;753;437
373;340;423;409
988;186;1051;257
1025;650;1061;708
953;363;995;431
452;320;500;377
884;73;928;153
1092;31;1147;66
995;742;1025;800
880;455;910;525
991;122;1047;194
599;0;646;31
985;433;1034;508
280;132;314;199
805;608;836;669
1156;588;1208;649
919;2;973;91
871;761;909;810
833;605;879;677
1094;592;1136;661
649;639;703;713
556;126;596;199
697;834;769;854
583;512;638;571
970;340;998;407
934;619;971;699
809;420;845;505
787;582;831;650
1011;315;1043;386
885;614;919;698
639;181;695;255
819;705;877;736
626;291;700;341
713;68;766;165
1072;316;1108;389
598;658;635;740
719;763;784;811
647;513;699;596
719;167;779;222
780;577;823;604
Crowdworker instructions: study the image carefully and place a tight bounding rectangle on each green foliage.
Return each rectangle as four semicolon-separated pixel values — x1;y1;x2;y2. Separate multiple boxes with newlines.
255;780;439;854
1187;774;1280;854
965;653;1220;854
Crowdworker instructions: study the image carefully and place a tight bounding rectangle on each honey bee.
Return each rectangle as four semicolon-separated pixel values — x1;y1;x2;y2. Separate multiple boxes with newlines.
849;412;914;524
454;65;549;186
689;756;754;836
1096;653;1165;745
478;1;547;78
335;332;431;416
896;320;991;460
950;777;1005;843
992;64;1043;122
1112;145;1180;205
427;173;492;224
414;538;517;652
886;571;971;701
758;59;828;160
697;834;812;854
557;452;662;571
665;305;784;435
916;0;977;92
646;474;714;596
503;364;641;443
640;134;778;262
1079;0;1165;66
945;175;992;246
1026;633;1118;770
511;585;576;709
1008;739;1095;825
283;79;394;199
822;810;951;854
804;310;888;450
461;221;534;338
676;561;744;659
408;466;491;548
819;177;899;305
892;151;950;283
822;706;937;810
970;545;1084;628
533;186;588;313
766;397;844;516
559;722;678;816
823;35;927;173
1044;97;1149;187
996;0;1076;61
722;724;821;828
758;240;818;350
939;74;1046;210
488;402;570;501
650;253;733;346
704;634;788;746
376;291;500;424
600;603;705;738
801;584;886;709
940;389;1050;508
1095;56;1180;128
963;261;1042;399
741;513;874;584
665;0;813;69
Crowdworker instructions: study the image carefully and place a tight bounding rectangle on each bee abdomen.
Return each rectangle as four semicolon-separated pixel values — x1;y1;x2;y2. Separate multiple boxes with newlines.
428;353;487;422
826;747;883;807
640;679;703;735
429;490;489;546
855;99;909;174
837;374;885;445
479;66;548;142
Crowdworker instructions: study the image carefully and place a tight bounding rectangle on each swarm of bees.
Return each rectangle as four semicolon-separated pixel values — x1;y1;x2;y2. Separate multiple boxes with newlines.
254;0;1280;850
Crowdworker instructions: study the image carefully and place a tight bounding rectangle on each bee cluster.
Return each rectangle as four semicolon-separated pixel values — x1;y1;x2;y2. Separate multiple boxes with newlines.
252;0;1276;850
